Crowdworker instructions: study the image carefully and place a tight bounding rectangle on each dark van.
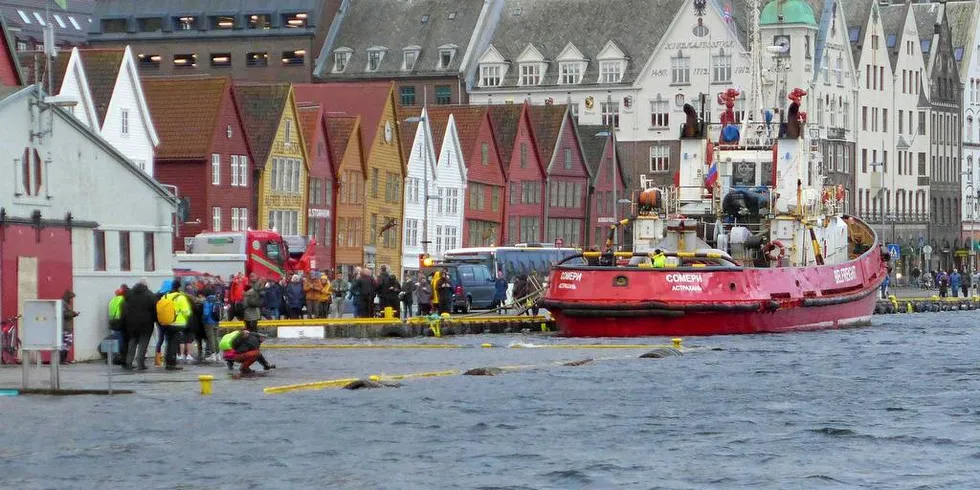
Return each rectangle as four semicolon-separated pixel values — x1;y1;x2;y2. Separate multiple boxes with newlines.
422;263;495;313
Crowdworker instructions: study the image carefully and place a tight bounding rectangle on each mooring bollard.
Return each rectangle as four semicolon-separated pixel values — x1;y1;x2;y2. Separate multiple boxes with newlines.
672;338;683;349
199;375;214;395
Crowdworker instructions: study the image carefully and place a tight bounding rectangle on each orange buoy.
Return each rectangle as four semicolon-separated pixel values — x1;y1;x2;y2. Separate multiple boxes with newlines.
639;189;662;209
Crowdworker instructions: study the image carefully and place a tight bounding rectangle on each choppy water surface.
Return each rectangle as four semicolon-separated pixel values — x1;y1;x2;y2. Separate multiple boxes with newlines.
2;313;980;489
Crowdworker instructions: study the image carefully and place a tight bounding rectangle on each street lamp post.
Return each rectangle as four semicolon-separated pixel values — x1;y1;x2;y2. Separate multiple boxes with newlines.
406;114;433;255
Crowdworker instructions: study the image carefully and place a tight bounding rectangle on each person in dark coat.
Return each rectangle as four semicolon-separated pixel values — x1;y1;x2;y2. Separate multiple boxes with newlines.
513;274;530;315
376;265;401;317
284;274;305;319
435;268;453;315
356;268;377;318
261;279;285;320
122;279;157;370
492;270;508;313
400;272;417;320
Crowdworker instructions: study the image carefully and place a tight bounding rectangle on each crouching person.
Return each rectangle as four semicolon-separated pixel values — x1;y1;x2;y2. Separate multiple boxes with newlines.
219;328;275;375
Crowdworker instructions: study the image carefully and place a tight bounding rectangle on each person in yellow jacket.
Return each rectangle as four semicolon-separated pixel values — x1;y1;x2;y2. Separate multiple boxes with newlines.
652;249;667;268
161;283;192;371
431;270;442;310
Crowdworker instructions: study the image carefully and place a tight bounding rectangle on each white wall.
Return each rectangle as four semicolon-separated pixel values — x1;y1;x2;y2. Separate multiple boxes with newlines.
0;88;175;360
100;49;156;177
430;117;468;260
401;109;437;276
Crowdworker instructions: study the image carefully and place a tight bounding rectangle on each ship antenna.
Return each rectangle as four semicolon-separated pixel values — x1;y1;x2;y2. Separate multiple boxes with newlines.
743;0;764;139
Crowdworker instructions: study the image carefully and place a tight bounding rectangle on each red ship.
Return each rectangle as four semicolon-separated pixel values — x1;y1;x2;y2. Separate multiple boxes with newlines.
540;9;890;336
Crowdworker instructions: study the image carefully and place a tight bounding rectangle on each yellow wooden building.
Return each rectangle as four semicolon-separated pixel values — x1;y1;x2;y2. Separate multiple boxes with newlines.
235;84;310;235
295;82;404;274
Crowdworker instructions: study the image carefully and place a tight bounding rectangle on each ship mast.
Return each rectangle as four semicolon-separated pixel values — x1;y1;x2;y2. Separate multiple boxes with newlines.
744;0;764;134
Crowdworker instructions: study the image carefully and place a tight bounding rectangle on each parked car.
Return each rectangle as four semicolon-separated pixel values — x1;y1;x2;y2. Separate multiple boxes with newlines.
422;263;495;313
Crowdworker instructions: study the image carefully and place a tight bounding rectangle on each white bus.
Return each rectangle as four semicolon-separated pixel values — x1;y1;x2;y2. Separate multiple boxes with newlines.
442;245;582;282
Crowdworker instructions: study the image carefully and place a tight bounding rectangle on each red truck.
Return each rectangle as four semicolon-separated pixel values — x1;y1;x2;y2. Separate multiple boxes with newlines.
174;230;317;281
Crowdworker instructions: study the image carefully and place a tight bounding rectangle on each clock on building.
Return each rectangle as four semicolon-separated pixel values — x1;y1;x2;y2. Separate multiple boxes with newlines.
384;120;393;144
772;35;791;55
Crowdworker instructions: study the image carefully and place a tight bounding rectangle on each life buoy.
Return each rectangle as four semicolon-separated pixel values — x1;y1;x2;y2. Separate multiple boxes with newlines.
763;240;786;261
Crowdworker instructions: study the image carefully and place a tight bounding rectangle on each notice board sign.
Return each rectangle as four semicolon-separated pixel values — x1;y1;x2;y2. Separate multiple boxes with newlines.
21;300;63;350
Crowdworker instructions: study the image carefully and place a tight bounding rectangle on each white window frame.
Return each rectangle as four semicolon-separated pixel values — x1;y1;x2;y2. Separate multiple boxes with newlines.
284;119;292;144
649;145;670;173
671;53;690;85
69;16;81;30
211;153;221;185
480;64;503;87
650;97;669;128
53;14;66;28
239;208;249;230
33;12;45;26
121;109;129;135
599;60;623;83
711;50;732;83
230;155;239;186
438;49;455;69
239;155;249;187
559;62;583;85
520;63;542;86
403;48;419;71
333;49;351;72
231;207;240;231
18;10;31;24
212;207;222;231
367;49;385;72
600;101;619;128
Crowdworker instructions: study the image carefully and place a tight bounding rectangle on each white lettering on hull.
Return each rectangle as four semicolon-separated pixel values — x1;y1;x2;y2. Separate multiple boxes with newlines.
560;271;583;282
558;283;577;290
671;285;703;292
665;273;703;283
833;266;857;284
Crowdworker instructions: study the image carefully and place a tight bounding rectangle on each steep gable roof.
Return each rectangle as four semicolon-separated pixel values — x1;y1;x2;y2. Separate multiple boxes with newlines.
234;83;292;169
487;103;523;171
912;3;942;65
325;114;366;174
294;81;394;155
944;1;975;73
297;103;324;160
577;124;607;177
16;51;70;89
0;15;23;86
484;0;686;87
318;0;488;79
842;0;874;65
880;3;910;69
527;104;567;167
396;105;422;167
76;49;124;125
143;77;229;160
419;106;451;157
429;104;490;164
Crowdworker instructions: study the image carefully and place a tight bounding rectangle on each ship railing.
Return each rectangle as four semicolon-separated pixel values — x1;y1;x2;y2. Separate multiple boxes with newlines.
559;250;741;271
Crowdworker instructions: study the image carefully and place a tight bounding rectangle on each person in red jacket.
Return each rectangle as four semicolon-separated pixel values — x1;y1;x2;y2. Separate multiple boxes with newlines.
228;273;246;320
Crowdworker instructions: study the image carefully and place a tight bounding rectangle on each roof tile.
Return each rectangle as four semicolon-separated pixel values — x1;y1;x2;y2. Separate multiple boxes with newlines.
325;114;361;172
76;49;124;126
294;82;393;155
527;104;567;166
142;77;228;160
234;83;292;169
297;103;323;160
487;104;523;170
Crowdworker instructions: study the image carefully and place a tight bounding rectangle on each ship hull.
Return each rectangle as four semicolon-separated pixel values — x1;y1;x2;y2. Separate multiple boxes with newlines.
541;243;887;338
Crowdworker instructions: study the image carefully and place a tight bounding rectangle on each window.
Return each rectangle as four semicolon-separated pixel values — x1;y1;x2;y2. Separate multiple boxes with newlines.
671;53;690;84
547;218;581;245
173;54;197;68
480;65;503;87
862;148;867;173
17;10;31;24
435;85;451;104
212;207;222;231
231;208;241;231
144;232;155;271
284;119;292;143
247;14;271;29
600;60;623;83
230;155;239;186
210;53;232;67
918;111;926;135
439;49;455;69
520;143;528;168
138;53;161;69
842;101;849;129
563;148;573;169
882;108;888;133
400;86;416;106
175;15;198;30
69;16;81;30
560;62;583;84
333;50;351;72
121;109;129;135
16;41;27;52
246;52;268;67
712;49;731;83
282;13;308;28
137;17;162;32
211;15;235;29
211;154;221;185
369;214;378;246
238;155;249;186
101;18;126;33
32;12;46;26
491;187;500;212
367;49;385;71
371;168;379;198
403;49;419;71
650;145;669;172
481;142;490;166
600;101;619;128
282;50;305;66
520;63;542;86
116;231;131;271
650;98;669;128
862;106;867;131
94;231;106;271
835;56;843;85
17;147;44;197
405;219;419;247
519;217;540;243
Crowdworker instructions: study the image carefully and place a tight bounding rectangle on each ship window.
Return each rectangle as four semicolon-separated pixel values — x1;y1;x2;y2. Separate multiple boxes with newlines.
760;160;774;186
732;161;756;187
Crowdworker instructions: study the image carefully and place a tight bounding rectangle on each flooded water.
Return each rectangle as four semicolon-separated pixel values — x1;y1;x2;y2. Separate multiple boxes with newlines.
1;312;979;489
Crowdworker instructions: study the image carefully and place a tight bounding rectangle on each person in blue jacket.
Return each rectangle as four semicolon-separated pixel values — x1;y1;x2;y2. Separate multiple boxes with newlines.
492;270;508;313
261;279;285;320
285;274;306;319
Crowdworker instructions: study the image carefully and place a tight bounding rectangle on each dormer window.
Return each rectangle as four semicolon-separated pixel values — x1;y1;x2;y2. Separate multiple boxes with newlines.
247;14;271;29
520;63;543;86
175;16;197;30
559;62;584;84
403;47;420;71
437;45;458;70
211;16;235;29
367;47;387;72
600;60;624;83
283;13;308;28
333;48;352;72
480;64;503;87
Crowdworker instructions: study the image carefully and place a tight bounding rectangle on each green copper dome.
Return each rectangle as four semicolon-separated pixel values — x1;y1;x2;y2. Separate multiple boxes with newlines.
760;0;817;27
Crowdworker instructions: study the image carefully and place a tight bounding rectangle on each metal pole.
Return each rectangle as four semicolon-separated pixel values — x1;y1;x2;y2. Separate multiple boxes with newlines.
611;126;618;249
422;116;428;255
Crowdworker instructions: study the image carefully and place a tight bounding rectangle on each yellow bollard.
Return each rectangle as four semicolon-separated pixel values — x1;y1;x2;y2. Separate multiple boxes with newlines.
383;307;395;319
672;338;682;349
481;343;493;348
199;375;214;395
369;375;381;382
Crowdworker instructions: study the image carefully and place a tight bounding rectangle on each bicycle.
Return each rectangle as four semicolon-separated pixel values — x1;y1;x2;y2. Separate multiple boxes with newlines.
1;314;22;365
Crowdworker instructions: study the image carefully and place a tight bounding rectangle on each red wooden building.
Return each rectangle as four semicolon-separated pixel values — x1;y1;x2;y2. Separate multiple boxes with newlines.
297;103;337;271
0;16;22;86
489;103;546;245
528;104;591;248
579;125;628;248
143;77;253;251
